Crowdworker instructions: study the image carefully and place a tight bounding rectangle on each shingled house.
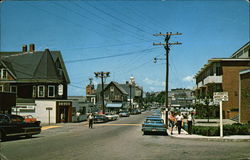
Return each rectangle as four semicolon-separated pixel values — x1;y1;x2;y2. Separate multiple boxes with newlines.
0;44;72;123
95;80;143;113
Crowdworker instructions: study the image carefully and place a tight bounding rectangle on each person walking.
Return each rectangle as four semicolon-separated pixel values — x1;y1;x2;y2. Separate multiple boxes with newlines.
88;113;94;129
187;112;194;134
175;112;184;134
168;111;176;135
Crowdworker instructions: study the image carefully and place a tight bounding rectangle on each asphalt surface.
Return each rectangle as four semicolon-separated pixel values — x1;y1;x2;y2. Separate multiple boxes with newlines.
1;111;250;160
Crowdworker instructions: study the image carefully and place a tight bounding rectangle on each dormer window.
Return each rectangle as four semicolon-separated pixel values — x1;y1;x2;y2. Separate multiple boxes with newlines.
0;69;7;79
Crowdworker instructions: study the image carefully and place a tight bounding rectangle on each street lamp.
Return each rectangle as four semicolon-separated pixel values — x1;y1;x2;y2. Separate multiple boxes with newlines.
94;72;110;114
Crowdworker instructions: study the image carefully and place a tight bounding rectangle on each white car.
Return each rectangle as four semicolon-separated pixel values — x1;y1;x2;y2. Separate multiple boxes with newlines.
105;113;119;121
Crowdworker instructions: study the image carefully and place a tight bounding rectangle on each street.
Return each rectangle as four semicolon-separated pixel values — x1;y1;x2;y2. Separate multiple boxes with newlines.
1;111;250;160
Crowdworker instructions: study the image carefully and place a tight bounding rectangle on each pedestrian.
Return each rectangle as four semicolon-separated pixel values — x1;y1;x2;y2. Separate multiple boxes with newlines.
76;112;80;122
168;111;176;135
187;112;195;134
88;113;94;129
175;112;184;134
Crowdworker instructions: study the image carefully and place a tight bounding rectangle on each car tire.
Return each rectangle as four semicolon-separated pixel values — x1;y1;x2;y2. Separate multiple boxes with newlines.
25;134;32;138
0;131;6;142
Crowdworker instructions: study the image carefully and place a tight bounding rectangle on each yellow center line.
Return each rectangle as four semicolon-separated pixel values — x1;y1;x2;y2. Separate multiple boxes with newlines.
42;125;60;130
96;124;141;126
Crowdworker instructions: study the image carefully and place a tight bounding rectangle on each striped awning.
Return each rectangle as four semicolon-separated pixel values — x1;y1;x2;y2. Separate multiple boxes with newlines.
106;103;123;108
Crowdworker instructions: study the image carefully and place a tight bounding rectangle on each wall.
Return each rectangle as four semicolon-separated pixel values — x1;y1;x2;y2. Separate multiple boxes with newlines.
222;61;249;119
35;100;57;124
240;71;250;123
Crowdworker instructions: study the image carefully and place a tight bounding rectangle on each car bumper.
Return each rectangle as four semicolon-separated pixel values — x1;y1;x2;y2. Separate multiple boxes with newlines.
142;127;166;132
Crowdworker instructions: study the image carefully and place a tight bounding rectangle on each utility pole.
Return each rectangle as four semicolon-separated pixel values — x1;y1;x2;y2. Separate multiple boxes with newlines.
94;72;110;114
153;32;182;126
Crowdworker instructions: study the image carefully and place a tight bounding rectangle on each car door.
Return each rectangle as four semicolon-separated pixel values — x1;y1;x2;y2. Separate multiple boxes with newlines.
9;115;25;135
0;115;12;136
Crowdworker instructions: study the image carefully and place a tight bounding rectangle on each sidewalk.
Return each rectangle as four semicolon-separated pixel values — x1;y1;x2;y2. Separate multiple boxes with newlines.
167;127;250;142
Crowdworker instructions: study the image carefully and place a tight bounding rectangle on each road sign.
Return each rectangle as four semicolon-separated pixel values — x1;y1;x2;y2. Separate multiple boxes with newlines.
46;107;53;110
213;92;228;102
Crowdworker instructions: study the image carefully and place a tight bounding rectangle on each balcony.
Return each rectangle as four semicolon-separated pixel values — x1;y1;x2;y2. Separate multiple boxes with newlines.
204;75;222;85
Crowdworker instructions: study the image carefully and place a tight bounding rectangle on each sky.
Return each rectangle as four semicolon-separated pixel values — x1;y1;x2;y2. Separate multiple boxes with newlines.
0;0;249;96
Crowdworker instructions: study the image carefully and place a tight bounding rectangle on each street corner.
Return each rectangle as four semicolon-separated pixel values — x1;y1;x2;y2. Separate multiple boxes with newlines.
42;125;61;131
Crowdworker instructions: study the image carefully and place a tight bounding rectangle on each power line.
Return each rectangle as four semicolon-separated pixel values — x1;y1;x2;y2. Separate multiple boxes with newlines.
71;1;152;42
86;2;153;36
64;47;157;63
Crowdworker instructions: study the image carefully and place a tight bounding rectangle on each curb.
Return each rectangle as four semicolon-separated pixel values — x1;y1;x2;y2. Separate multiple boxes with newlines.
167;129;250;142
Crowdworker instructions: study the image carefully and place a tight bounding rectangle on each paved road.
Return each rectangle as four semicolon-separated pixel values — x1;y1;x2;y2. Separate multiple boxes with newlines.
1;112;250;160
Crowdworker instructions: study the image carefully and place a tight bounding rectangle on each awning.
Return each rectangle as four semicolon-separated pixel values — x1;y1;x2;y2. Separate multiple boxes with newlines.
106;103;123;108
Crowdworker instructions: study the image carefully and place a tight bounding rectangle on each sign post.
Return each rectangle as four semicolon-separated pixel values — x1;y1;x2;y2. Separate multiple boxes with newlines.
46;107;53;125
213;92;228;138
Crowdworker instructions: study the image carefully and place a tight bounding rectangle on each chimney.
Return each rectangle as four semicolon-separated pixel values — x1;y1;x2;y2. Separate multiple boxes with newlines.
29;44;35;52
22;45;27;52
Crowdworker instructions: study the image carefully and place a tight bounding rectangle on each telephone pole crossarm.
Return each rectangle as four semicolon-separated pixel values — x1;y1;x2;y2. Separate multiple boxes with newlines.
153;32;183;36
153;42;182;46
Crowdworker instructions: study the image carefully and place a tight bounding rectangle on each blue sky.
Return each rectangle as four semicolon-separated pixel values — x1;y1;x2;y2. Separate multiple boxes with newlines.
1;0;249;96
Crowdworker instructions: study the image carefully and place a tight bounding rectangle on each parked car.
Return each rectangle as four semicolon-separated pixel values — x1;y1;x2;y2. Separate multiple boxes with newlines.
119;111;130;117
94;115;109;123
105;113;119;121
23;115;37;123
0;114;41;141
141;117;167;135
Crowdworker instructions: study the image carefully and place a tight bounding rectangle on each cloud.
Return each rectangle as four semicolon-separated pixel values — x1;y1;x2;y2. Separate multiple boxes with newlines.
143;78;165;87
183;75;194;82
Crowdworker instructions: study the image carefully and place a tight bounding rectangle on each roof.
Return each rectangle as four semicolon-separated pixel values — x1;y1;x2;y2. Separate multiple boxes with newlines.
0;50;70;83
240;68;250;75
96;82;128;95
195;58;250;78
230;41;250;58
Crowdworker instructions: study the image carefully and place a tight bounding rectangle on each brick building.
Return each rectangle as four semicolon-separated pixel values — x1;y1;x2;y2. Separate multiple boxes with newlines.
194;41;250;119
239;69;250;124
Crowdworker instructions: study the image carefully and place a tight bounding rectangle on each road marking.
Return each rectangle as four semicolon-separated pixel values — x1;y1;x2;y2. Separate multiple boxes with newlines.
42;126;60;130
96;124;141;126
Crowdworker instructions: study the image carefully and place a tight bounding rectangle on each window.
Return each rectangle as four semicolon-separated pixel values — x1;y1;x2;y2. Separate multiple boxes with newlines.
0;85;3;92
38;85;45;97
48;85;55;97
10;86;17;93
0;69;7;79
110;86;114;92
32;86;36;98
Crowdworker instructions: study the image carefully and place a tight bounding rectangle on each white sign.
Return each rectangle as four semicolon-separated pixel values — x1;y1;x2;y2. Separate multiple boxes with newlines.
213;92;228;102
58;84;63;96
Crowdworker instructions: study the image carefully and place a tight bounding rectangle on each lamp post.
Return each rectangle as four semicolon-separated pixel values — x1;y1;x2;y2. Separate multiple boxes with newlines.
94;71;110;114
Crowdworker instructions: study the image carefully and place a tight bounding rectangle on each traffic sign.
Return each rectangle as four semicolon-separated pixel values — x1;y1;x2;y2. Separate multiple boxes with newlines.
213;92;228;102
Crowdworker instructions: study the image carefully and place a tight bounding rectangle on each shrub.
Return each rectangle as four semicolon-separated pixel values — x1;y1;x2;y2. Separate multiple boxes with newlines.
190;124;250;136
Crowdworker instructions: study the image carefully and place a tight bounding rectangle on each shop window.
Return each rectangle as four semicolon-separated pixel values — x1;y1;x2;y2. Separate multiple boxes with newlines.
38;85;45;97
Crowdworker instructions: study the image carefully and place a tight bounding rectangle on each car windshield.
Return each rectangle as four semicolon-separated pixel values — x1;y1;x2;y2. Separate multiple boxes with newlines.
10;115;24;122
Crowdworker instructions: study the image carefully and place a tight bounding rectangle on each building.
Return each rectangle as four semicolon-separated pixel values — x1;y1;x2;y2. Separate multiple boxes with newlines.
95;79;144;113
239;69;250;124
0;44;72;123
169;88;195;112
96;81;128;113
194;42;250;119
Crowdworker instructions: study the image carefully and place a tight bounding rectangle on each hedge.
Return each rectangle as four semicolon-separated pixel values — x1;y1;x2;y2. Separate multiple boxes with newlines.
189;124;250;136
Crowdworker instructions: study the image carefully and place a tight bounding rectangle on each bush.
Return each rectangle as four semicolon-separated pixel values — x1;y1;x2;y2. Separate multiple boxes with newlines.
190;124;250;136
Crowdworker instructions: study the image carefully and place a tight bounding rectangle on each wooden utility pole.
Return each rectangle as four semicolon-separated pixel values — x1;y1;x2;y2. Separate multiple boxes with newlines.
94;72;110;114
153;32;182;126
